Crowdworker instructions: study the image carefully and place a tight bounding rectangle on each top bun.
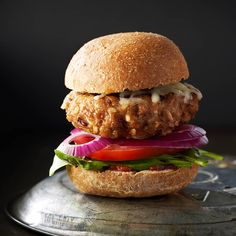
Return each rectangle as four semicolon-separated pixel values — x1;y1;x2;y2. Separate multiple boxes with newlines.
65;32;189;94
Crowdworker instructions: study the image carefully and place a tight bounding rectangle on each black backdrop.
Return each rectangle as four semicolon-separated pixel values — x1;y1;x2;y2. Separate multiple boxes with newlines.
1;2;236;234
1;0;236;136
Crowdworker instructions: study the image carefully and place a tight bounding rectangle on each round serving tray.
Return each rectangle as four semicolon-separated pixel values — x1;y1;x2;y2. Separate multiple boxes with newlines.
6;158;236;236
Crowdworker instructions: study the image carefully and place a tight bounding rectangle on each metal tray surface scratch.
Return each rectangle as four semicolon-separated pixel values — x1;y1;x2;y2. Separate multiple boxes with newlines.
6;158;236;236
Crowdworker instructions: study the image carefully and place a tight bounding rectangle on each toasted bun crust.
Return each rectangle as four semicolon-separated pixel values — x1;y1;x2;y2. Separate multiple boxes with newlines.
67;165;198;198
65;32;189;94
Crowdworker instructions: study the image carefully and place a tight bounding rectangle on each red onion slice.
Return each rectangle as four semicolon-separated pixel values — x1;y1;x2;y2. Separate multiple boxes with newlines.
173;124;206;135
70;128;82;134
56;124;208;157
116;125;207;148
115;135;208;148
145;135;209;148
56;129;112;157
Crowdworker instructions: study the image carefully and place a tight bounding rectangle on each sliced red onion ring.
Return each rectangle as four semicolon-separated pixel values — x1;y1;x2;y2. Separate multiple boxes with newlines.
57;124;208;157
56;129;112;157
115;135;208;148
108;135;208;149
116;125;207;148
142;135;209;148
70;128;82;134
173;124;206;135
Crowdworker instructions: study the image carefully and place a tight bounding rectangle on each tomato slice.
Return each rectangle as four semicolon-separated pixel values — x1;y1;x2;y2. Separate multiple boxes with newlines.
89;145;181;161
73;135;95;144
74;135;181;161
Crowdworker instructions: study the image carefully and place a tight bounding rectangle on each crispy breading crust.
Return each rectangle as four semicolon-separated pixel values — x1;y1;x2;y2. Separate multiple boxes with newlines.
62;92;199;138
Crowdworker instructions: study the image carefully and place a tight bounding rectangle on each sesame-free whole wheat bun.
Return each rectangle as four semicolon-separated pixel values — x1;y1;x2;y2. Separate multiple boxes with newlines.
65;32;189;94
67;165;198;198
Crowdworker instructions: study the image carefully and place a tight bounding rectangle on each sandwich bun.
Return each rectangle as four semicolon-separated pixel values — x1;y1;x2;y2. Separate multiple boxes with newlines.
65;32;189;94
67;165;198;198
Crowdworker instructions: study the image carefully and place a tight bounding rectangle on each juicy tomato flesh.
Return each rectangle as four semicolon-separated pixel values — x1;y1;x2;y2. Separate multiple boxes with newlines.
74;135;181;161
74;135;94;144
89;145;181;161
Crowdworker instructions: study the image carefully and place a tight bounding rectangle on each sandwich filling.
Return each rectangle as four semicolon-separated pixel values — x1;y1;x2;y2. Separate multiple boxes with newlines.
50;82;223;176
61;82;201;139
49;126;223;176
118;82;202;104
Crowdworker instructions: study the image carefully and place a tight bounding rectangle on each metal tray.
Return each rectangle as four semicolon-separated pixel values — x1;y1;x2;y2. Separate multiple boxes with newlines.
6;157;236;236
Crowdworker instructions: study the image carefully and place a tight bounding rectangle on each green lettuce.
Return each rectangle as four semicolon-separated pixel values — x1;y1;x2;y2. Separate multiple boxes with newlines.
49;149;223;176
49;155;68;176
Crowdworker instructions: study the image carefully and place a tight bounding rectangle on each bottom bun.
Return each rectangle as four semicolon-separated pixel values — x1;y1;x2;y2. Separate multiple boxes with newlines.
67;165;198;198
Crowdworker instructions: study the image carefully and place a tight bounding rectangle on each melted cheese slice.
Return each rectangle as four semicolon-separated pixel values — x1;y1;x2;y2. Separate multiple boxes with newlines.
119;82;202;106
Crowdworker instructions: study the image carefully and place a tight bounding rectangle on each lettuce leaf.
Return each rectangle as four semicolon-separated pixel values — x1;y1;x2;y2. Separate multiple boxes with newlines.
49;155;68;176
49;149;223;176
198;149;223;160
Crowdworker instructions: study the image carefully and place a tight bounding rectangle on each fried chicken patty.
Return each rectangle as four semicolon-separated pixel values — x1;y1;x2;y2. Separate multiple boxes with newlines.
61;91;199;139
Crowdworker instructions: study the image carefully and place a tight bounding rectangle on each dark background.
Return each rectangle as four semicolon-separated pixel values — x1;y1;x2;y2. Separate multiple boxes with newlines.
1;1;236;235
1;0;236;135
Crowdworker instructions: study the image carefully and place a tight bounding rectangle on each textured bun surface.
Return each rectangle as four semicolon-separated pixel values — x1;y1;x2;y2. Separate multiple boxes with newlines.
65;32;189;94
67;165;198;198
